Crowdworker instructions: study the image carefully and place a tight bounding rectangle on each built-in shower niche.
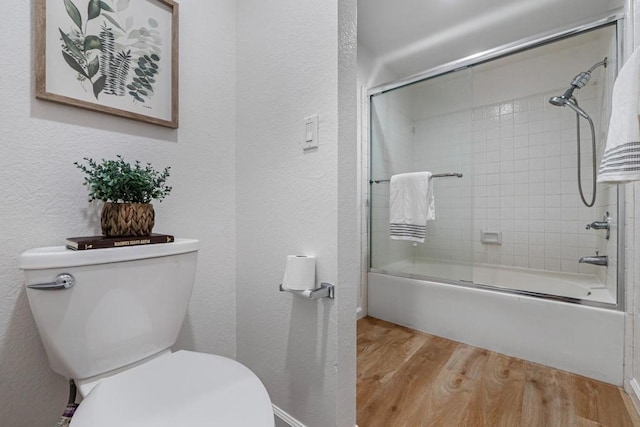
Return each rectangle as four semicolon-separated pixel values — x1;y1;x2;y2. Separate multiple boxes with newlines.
369;23;620;307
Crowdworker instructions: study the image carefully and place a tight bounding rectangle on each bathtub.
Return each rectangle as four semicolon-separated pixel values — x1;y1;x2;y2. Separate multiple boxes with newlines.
368;261;624;384
378;259;615;304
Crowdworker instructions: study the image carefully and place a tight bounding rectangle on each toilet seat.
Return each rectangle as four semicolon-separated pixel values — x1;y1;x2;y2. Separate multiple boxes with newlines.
70;350;274;427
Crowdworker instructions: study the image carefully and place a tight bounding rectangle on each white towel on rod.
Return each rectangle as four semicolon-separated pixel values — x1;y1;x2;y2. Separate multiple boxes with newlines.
389;172;435;243
598;48;640;183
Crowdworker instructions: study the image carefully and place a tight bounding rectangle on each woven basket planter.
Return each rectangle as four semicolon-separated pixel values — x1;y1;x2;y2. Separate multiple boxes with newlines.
101;202;155;237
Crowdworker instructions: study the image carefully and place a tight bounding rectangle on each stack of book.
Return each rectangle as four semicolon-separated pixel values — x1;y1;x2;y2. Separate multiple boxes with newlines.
66;233;174;251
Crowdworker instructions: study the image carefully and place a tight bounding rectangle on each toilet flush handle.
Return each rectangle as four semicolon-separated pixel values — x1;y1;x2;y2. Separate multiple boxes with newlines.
27;273;75;290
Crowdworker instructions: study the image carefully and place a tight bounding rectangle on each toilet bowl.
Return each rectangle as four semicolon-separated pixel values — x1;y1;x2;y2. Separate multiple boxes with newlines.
19;239;274;427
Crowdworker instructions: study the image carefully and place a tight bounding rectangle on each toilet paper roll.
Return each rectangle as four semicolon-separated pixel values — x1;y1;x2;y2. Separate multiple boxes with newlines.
282;255;316;291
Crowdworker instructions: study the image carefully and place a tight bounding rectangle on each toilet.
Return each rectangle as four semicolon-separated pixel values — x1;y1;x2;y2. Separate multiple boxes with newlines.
19;238;274;427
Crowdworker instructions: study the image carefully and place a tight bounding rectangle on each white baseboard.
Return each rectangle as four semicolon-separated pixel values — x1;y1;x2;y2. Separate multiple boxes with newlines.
629;378;640;416
272;404;358;427
272;404;306;427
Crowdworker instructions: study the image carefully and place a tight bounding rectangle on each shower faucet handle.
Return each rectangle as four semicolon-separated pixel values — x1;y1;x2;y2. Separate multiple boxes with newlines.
585;212;611;239
585;221;608;230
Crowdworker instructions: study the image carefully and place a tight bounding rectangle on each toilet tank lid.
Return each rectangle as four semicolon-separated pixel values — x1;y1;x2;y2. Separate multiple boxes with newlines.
19;238;199;270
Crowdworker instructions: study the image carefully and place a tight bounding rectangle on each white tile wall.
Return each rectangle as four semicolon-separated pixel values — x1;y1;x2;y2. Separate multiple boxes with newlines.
624;177;638;399
367;83;619;291
407;85;617;283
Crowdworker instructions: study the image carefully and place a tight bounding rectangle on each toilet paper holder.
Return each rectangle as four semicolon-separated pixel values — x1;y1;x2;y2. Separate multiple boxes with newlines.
279;282;335;300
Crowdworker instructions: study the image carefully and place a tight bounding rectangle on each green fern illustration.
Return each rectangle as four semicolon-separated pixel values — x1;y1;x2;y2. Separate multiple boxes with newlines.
100;24;131;97
59;0;164;104
99;24;116;93
113;50;132;96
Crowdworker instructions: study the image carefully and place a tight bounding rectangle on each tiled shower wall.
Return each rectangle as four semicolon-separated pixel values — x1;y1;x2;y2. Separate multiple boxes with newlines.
414;85;617;285
415;85;616;273
369;90;415;269
413;110;474;267
368;83;619;296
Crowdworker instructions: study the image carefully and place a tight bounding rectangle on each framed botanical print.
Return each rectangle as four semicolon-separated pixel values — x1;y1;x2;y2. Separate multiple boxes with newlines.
36;0;179;128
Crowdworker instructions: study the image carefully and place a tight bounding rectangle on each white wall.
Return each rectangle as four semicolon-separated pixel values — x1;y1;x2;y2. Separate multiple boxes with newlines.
236;1;357;426
359;0;624;87
358;43;398;89
0;1;237;425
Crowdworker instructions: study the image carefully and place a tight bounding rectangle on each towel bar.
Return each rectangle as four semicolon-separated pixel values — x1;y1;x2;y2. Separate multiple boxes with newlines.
370;173;462;184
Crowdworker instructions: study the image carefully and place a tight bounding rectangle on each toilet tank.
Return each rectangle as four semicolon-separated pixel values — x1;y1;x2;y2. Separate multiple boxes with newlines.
18;239;199;380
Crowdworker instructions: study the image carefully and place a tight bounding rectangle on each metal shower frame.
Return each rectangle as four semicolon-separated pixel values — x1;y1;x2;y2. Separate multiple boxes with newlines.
368;12;626;311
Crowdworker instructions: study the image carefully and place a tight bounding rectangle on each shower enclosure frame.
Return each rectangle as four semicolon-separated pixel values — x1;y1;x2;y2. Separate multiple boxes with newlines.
368;12;626;311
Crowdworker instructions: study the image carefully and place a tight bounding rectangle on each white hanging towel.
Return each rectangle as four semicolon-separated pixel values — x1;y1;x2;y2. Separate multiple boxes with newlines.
389;172;435;243
598;48;640;183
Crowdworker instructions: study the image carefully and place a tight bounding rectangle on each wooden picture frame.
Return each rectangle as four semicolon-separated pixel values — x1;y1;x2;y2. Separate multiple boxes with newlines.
36;0;179;128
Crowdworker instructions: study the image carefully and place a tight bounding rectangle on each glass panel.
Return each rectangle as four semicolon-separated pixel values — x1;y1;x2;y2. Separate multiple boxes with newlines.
469;24;618;305
369;23;619;306
370;68;474;283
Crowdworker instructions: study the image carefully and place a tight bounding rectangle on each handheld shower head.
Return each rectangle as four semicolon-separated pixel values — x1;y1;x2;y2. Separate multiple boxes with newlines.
548;59;606;209
548;96;589;119
563;98;590;120
549;96;590;119
548;57;607;109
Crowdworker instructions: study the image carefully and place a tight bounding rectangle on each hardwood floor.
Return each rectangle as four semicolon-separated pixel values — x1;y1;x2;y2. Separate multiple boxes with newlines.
357;316;640;427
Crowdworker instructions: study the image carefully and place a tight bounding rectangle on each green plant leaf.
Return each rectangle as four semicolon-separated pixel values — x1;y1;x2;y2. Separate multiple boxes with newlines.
59;29;84;58
83;35;102;51
74;156;171;203
63;0;82;30
150;54;160;61
62;51;88;78
148;18;158;28
93;75;106;99
88;0;101;20
87;55;100;78
102;13;125;32
99;1;115;12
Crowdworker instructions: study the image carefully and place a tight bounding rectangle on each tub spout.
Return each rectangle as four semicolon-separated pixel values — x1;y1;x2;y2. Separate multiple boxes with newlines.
578;252;608;266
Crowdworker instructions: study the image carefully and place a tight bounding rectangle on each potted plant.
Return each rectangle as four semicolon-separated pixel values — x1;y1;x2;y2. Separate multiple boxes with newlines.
75;156;172;237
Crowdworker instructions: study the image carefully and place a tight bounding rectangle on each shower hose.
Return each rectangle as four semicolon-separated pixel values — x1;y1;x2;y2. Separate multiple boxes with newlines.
572;98;597;208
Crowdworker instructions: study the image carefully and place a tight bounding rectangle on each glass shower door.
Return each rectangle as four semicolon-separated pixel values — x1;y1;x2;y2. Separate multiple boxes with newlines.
369;68;474;283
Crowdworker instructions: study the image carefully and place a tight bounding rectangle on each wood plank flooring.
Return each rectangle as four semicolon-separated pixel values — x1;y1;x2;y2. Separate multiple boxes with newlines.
357;316;640;427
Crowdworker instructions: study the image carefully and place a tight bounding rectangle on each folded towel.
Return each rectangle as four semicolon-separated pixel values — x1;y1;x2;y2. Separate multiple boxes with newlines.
389;172;435;243
598;48;640;183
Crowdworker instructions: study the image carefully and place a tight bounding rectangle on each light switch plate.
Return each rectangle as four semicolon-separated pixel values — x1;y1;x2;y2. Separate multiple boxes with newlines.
303;115;319;150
